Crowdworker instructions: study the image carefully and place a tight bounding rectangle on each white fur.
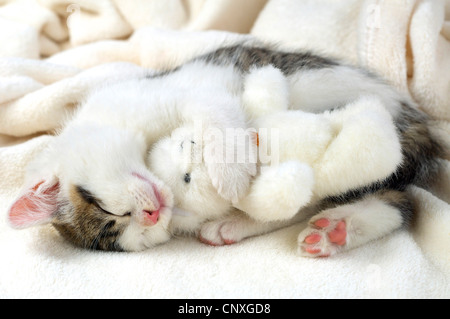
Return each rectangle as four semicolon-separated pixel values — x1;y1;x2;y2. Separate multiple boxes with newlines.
287;65;406;118
76;63;256;202
199;193;404;255
242;65;289;118
9;56;408;251
118;206;173;251
243;68;403;220
314;97;403;197
149;66;403;228
195;66;408;256
8;62;257;250
148;126;232;234
152;98;402;225
253;96;403;202
235;161;314;221
21;124;175;251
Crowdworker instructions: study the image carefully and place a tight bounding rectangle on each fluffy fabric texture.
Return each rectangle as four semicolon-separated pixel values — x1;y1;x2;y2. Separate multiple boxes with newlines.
0;0;449;298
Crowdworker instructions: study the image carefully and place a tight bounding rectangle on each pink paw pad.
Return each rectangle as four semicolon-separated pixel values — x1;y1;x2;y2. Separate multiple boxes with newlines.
313;219;347;246
198;234;222;247
314;218;330;228
304;233;321;244
300;218;347;257
328;221;346;246
223;239;236;245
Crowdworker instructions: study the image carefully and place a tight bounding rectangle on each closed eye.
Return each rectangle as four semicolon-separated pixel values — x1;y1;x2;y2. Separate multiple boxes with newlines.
76;185;130;217
96;204;115;216
98;204;132;218
97;205;131;217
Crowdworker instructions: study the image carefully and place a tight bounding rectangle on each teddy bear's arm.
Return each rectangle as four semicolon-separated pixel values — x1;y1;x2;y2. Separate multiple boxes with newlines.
235;161;315;222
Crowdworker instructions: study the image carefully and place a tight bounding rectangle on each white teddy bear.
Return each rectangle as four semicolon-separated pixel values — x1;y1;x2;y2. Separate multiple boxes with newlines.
148;66;402;227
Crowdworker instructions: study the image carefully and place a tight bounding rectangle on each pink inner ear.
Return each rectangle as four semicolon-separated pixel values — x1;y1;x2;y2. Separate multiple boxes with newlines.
8;180;60;229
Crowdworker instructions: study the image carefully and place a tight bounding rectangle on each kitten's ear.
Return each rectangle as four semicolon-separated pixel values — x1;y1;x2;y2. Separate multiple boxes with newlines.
8;179;60;229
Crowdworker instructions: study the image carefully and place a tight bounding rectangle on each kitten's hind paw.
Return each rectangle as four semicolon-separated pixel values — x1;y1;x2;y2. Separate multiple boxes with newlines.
298;217;347;258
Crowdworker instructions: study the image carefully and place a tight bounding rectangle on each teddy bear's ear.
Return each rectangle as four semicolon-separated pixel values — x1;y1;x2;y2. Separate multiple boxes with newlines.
8;179;60;229
203;128;257;203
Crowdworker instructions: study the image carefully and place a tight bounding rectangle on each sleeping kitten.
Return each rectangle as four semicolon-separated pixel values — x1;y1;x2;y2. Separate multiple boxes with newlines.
7;63;257;251
155;46;443;257
7;44;443;254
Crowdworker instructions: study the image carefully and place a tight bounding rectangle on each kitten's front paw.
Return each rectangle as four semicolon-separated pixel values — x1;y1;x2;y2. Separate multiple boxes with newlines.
297;216;347;258
198;220;225;246
198;219;244;246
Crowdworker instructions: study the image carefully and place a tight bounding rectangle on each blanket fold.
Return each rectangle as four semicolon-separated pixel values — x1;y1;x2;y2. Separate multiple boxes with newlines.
0;0;448;298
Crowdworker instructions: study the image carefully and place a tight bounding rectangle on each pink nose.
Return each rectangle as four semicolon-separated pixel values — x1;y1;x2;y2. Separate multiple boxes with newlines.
143;209;159;225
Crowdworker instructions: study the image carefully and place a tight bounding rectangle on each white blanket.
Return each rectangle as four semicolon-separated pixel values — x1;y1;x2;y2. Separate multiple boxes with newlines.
0;0;449;299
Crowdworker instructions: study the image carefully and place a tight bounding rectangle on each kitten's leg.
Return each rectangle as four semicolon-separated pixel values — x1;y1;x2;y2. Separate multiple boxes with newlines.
199;208;311;246
287;65;403;117
298;189;413;257
242;65;290;118
313;97;402;198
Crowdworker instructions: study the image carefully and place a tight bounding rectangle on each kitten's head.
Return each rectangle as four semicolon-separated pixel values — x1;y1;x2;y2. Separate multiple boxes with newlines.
8;125;174;251
148;125;232;232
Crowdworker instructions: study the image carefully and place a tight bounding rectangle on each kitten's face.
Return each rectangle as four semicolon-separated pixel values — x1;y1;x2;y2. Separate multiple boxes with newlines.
148;126;231;231
52;171;173;252
9;126;174;251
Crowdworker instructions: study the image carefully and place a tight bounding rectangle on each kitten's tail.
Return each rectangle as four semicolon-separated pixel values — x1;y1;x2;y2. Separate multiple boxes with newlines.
390;102;445;190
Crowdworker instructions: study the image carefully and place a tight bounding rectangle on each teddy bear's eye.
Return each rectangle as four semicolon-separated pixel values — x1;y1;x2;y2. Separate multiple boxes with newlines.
180;140;195;150
184;173;191;184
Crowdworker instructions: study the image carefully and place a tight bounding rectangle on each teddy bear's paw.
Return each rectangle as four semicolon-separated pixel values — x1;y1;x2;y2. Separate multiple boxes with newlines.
207;162;257;203
241;161;314;222
297;215;347;258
